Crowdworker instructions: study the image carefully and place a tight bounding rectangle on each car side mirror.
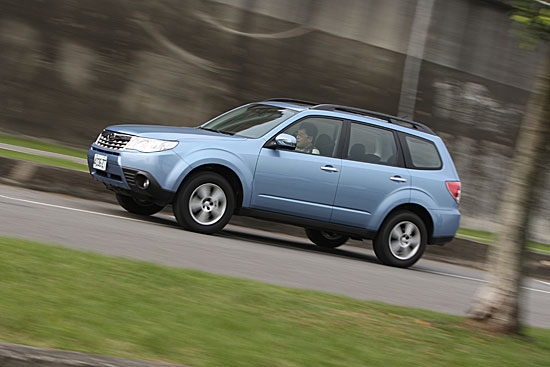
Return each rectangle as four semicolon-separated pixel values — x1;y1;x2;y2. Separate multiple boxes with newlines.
265;133;296;150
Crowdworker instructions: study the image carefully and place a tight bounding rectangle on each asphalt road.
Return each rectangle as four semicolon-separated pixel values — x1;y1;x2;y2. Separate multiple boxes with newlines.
1;184;549;328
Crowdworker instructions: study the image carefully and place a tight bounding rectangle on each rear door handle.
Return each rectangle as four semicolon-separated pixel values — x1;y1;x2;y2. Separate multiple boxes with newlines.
321;165;339;173
390;176;407;183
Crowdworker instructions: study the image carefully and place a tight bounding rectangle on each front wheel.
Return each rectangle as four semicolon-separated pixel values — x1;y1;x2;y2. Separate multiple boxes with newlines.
173;172;235;234
373;211;427;268
115;193;164;216
305;229;349;248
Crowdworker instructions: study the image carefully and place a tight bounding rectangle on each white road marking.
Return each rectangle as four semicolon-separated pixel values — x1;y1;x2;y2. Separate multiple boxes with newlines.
2;192;549;295
418;269;550;295
534;279;550;287
418;269;488;283
0;193;145;223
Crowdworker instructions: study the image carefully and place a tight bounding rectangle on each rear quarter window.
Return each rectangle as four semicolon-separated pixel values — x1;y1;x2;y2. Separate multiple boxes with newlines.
405;135;442;170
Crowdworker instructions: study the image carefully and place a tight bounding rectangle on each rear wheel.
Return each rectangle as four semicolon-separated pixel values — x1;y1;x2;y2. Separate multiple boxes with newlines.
173;172;235;234
305;229;349;248
373;211;427;268
115;193;164;216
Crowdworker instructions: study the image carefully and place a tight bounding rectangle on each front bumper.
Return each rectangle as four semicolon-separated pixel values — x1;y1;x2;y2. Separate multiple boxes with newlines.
87;147;176;204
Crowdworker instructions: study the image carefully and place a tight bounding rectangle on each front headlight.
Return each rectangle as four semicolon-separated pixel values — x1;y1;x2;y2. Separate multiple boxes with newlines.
125;137;178;153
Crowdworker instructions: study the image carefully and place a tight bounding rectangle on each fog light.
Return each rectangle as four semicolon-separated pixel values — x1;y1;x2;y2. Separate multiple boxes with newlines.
135;174;150;190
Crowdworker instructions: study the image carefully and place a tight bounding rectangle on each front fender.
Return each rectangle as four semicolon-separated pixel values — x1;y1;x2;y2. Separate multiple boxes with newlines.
170;148;256;204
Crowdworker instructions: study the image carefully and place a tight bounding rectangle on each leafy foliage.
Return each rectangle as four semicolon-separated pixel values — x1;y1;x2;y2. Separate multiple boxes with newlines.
510;0;550;46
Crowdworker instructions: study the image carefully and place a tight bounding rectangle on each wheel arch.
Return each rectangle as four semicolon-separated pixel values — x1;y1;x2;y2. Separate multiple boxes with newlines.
177;164;244;211
381;204;435;244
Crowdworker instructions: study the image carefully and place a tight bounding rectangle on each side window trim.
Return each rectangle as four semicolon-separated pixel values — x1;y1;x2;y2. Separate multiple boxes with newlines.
397;132;412;168
392;131;406;168
337;119;351;159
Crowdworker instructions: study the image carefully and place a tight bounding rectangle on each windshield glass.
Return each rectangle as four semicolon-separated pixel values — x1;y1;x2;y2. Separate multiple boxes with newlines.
201;104;298;138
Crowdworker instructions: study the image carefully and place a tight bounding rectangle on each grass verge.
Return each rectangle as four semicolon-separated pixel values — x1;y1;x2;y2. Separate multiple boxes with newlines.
1;237;549;367
0;135;86;158
457;228;550;254
0;148;88;171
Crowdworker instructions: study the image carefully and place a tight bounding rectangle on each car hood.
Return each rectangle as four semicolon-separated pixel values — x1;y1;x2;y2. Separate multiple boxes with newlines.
106;125;246;141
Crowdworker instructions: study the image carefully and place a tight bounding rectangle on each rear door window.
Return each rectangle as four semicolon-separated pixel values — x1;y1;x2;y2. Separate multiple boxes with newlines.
347;122;400;166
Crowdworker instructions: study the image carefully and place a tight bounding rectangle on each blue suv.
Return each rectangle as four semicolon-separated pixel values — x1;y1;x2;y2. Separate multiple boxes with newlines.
88;98;461;268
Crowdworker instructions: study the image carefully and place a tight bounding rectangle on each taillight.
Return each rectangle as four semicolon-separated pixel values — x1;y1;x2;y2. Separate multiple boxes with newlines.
446;181;461;203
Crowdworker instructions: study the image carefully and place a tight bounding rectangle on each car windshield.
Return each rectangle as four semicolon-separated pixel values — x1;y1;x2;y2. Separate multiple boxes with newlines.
200;104;298;138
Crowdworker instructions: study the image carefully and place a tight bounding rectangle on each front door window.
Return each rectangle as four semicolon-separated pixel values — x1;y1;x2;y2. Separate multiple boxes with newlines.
251;117;343;220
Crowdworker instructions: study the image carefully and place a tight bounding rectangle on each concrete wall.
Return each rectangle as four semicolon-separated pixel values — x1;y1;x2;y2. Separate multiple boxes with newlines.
0;0;548;240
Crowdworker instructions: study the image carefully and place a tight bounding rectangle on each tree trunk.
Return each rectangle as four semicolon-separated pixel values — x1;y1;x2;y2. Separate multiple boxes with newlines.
467;52;550;334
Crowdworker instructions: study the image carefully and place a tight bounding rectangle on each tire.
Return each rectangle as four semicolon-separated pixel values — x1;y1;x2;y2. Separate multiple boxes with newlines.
373;211;427;268
305;228;349;249
173;172;235;234
115;193;164;216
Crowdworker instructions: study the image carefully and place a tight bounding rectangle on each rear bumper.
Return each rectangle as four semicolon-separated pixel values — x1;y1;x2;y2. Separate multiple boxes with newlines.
429;236;455;245
429;209;461;244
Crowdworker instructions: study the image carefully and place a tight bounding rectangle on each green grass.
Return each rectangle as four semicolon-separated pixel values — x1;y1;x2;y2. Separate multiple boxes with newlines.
0;135;87;158
0;134;88;171
457;228;496;243
1;237;549;367
0;148;88;171
457;228;550;254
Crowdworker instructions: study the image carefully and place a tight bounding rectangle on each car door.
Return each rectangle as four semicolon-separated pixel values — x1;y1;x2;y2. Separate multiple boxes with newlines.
251;117;343;221
331;121;411;229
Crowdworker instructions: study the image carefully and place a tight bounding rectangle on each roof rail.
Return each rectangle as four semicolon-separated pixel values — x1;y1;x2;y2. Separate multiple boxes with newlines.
264;98;319;106
311;104;435;134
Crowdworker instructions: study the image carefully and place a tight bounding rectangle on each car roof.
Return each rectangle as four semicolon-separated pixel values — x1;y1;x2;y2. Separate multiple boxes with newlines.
261;98;435;135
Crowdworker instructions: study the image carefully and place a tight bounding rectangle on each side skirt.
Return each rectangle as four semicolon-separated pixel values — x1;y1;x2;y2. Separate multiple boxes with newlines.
237;208;377;240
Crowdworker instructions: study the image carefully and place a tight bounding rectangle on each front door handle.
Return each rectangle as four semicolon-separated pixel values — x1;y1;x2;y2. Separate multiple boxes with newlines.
390;176;407;183
321;165;339;173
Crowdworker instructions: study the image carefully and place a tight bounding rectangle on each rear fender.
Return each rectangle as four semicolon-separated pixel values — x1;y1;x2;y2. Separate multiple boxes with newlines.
367;189;411;230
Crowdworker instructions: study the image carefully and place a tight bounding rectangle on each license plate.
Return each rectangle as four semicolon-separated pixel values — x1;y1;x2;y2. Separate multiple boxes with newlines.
93;154;108;171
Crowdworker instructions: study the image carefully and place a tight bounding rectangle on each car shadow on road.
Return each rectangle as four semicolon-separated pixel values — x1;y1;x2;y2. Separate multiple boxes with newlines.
220;226;380;265
107;208;380;265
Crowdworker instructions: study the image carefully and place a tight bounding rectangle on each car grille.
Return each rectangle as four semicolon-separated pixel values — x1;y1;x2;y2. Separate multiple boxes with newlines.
123;168;138;187
96;130;132;150
94;170;123;182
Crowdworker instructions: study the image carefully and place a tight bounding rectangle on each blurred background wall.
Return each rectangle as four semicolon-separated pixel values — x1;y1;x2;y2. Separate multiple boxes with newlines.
0;0;548;240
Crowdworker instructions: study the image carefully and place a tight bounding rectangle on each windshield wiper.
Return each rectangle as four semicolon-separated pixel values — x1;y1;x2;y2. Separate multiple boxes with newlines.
199;127;235;135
